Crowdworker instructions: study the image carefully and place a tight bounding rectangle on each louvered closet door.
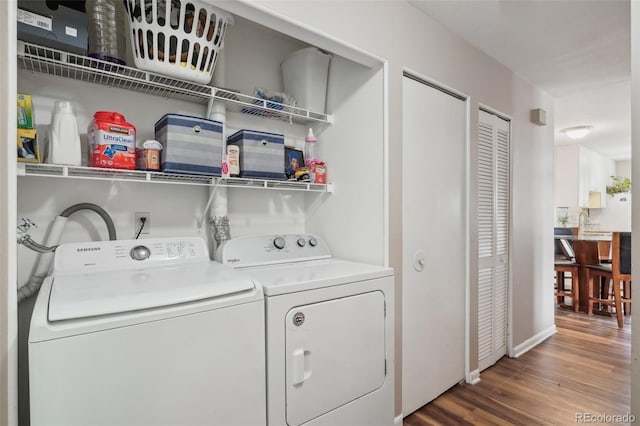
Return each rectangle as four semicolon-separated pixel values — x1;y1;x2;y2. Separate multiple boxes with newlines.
477;109;510;372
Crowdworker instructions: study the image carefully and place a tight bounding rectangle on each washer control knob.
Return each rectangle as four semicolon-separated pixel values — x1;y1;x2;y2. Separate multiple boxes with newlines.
308;237;318;247
130;245;151;261
297;238;306;247
273;236;286;250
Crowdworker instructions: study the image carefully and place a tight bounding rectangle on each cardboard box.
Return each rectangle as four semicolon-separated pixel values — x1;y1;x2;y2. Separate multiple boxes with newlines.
155;114;223;176
227;129;285;180
17;0;88;55
17;94;33;129
17;128;40;163
136;149;161;171
311;164;327;184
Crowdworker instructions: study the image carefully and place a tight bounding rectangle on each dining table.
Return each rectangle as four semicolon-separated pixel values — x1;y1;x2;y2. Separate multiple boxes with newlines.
554;232;612;311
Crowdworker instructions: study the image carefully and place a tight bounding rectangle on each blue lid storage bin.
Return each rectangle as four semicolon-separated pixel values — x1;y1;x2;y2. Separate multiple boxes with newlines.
154;114;223;176
227;130;285;180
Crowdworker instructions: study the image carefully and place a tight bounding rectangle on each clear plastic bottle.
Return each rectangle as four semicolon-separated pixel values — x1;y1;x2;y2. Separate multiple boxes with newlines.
86;0;126;65
304;128;318;167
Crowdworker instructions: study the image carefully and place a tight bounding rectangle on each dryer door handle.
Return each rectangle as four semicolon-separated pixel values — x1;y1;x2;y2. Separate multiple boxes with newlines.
291;348;312;386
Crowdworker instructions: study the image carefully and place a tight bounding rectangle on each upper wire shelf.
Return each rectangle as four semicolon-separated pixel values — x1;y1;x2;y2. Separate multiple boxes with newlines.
17;163;334;193
17;41;333;125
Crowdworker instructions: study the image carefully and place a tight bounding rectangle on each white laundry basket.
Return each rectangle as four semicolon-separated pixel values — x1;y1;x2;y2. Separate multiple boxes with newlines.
123;0;232;84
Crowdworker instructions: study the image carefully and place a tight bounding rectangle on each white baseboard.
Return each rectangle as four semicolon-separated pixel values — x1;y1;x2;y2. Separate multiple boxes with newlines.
467;369;481;385
394;414;403;426
510;324;557;358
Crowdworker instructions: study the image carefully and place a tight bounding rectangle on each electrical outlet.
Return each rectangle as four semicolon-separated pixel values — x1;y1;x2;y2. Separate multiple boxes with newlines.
134;212;151;235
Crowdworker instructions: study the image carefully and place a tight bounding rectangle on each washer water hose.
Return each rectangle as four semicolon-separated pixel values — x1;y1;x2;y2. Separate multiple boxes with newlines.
17;203;117;302
58;203;117;240
17;235;57;253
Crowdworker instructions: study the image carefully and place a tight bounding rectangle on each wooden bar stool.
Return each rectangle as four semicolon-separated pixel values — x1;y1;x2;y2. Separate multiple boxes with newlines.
554;237;580;312
586;232;632;328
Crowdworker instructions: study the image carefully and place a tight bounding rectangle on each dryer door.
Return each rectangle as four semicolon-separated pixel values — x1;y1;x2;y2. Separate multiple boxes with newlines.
285;291;386;426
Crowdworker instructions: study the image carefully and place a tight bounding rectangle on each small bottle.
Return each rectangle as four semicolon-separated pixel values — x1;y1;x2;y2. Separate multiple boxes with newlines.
86;0;126;65
48;101;82;166
227;145;240;177
304;128;318;167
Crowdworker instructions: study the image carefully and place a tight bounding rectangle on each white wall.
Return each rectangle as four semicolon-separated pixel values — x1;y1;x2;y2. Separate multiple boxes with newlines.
630;1;639;419
0;2;18;425
509;76;556;347
246;0;555;415
306;58;385;265
224;16;308;96
616;159;632;179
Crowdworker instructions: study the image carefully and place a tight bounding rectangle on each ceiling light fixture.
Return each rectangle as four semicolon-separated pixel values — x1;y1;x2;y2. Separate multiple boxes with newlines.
561;125;593;140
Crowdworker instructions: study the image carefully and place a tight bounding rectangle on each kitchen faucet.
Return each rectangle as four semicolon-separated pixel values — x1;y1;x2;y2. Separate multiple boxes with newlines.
578;210;589;231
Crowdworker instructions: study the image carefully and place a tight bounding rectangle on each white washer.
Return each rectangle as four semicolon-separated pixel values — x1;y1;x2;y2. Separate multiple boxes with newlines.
29;237;266;426
218;234;394;426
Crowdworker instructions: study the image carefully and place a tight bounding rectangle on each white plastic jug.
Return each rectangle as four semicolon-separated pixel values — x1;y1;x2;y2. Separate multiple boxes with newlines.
281;47;331;113
48;101;82;166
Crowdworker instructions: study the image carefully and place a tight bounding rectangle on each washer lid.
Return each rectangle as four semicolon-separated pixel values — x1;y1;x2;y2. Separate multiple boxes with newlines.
242;259;393;296
48;262;256;321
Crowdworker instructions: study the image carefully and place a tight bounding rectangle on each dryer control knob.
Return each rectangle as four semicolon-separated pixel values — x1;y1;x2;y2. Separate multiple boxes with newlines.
273;237;286;250
297;238;306;247
308;237;318;247
130;245;151;261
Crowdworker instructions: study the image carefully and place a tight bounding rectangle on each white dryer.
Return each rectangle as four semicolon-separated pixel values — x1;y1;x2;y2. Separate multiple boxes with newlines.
218;234;395;426
29;237;266;426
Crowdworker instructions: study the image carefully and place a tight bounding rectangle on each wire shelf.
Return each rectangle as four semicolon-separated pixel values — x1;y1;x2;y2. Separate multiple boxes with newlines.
17;41;333;125
18;163;333;193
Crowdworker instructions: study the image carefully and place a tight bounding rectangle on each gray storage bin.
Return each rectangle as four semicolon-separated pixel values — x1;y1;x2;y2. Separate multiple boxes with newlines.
155;114;223;176
227;129;285;180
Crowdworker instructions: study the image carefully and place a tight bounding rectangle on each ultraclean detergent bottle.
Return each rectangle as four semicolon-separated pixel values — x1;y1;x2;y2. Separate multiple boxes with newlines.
88;111;136;169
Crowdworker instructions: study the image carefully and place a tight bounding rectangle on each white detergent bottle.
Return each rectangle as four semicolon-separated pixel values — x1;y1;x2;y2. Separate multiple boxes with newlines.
48;101;82;166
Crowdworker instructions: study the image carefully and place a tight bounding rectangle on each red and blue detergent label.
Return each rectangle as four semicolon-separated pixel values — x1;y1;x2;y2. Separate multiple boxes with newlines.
88;114;136;169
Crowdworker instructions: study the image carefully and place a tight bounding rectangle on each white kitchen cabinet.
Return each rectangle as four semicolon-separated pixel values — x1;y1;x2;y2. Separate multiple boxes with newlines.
555;145;614;209
555;145;579;207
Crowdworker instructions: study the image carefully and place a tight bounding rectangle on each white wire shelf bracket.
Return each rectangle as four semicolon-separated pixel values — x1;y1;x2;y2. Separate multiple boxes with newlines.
17;163;333;193
17;41;333;125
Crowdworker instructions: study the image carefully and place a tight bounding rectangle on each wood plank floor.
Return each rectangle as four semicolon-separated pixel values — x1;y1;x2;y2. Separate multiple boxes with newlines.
403;308;632;426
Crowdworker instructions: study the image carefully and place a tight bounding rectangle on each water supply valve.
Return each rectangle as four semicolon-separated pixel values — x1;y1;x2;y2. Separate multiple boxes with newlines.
16;217;37;240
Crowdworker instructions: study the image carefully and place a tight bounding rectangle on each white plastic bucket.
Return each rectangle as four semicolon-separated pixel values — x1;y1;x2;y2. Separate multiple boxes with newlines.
281;47;331;113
